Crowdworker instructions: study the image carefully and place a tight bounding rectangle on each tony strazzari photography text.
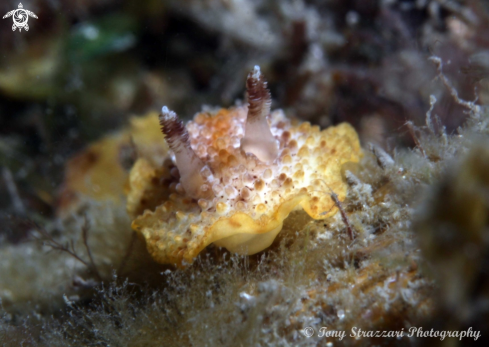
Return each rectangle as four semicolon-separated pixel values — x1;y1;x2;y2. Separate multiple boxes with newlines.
303;326;481;341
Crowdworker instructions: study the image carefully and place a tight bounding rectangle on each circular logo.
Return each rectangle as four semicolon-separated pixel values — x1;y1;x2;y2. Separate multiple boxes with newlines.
13;10;28;27
302;327;315;337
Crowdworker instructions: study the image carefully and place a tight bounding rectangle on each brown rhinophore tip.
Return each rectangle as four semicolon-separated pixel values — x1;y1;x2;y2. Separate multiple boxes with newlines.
246;66;272;123
159;106;190;154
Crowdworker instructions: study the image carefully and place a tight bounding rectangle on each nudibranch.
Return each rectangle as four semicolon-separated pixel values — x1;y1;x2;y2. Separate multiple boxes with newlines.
127;66;361;267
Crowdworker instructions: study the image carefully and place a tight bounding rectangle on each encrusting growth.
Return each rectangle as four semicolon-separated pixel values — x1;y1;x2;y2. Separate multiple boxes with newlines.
159;106;209;199
127;66;362;267
240;66;279;162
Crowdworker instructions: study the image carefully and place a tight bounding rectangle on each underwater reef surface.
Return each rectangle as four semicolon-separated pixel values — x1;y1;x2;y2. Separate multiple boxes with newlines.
1;1;489;346
2;64;489;347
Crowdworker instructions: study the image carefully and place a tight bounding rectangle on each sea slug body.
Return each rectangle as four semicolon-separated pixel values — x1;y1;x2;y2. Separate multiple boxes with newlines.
127;66;361;267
